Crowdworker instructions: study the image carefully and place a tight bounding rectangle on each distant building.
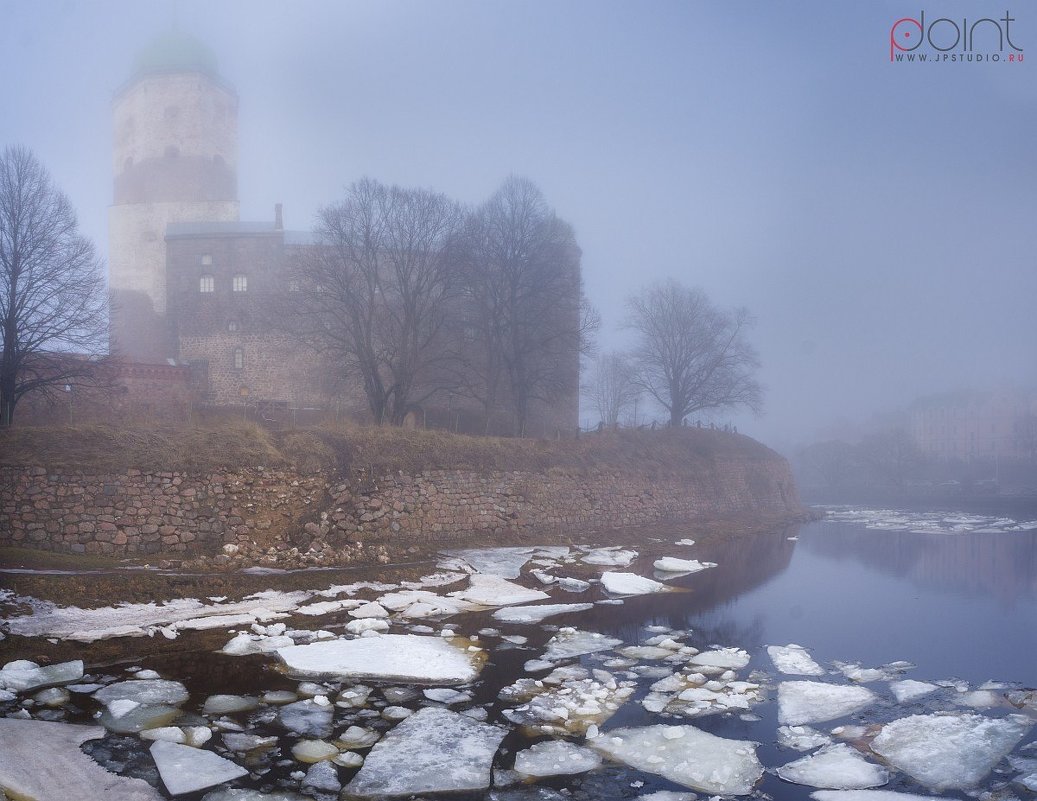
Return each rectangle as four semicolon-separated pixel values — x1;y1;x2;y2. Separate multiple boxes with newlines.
909;389;1037;463
103;31;578;435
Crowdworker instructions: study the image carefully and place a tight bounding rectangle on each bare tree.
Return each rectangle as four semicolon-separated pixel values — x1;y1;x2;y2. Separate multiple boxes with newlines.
458;176;589;435
587;351;639;428
626;279;761;427
0;146;109;426
288;178;463;425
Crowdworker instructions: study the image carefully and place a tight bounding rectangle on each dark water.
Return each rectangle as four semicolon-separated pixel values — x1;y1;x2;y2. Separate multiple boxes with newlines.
2;509;1036;800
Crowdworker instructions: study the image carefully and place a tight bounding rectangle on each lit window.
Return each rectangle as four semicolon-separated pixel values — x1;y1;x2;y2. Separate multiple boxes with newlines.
199;275;215;293
233;348;244;369
228;320;239;332
233;274;248;292
201;254;212;266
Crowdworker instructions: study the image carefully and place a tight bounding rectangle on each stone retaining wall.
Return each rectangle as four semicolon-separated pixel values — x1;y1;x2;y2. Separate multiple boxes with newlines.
0;450;800;561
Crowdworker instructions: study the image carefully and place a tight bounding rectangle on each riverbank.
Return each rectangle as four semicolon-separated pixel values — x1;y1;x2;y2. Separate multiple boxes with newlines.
0;423;805;568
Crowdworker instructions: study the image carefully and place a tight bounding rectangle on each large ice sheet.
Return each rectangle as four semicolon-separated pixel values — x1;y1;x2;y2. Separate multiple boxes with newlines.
600;572;669;596
776;744;889;789
654;557;715;573
590;724;763;795
778;681;877;725
870;712;1032;790
0;718;163;801
277;634;482;685
768;644;825;676
343;707;506;798
492;603;594;623
581;547;638;566
5;591;312;641
150;740;248;795
450;574;550;607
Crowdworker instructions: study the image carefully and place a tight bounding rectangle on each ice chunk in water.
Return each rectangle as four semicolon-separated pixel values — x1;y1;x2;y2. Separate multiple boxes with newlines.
513;740;602;777
689;647;750;671
776;743;889;789
450;574;550;607
653;557;715;573
778;725;833;751
767;644;825;676
0;659;83;691
202;791;307;801
278;699;334;737
582;548;638;566
343;707;506;798
277;634;482;685
778;682;877;725
94;679;189;707
150;740;248;795
810;792;940;801
557;577;591;593
543;628;623;661
870;712;1032;790
492;603;594;623
590;724;763;795
600;572;669;595
441;547;536;578
888;679;937;704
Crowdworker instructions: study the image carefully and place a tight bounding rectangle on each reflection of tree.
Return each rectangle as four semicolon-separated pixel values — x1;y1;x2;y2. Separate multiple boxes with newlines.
804;522;1037;607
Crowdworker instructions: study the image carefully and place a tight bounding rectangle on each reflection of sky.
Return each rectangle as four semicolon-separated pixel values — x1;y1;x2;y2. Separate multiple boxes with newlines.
716;522;1037;684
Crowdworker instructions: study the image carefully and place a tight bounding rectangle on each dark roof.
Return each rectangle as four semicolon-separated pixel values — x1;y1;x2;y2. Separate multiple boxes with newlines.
133;30;219;79
165;221;315;243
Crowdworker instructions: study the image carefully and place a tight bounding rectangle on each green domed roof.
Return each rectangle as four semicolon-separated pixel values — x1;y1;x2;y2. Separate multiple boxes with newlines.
133;30;219;78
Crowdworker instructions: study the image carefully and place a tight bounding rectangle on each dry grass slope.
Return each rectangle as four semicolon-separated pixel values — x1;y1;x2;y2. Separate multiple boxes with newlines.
0;422;782;476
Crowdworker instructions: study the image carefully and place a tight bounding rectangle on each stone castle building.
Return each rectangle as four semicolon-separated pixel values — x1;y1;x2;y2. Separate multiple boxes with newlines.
105;32;578;435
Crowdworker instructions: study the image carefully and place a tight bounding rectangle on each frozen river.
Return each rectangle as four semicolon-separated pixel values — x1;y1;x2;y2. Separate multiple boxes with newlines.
0;506;1035;800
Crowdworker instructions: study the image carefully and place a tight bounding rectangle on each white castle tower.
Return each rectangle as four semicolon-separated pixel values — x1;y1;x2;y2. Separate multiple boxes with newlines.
109;31;240;361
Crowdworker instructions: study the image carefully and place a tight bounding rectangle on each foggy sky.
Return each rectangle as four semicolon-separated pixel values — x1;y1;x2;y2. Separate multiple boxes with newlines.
3;0;1035;455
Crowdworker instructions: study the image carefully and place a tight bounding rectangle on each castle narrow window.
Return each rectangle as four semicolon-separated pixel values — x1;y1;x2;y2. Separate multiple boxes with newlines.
233;274;248;292
199;275;215;293
228;320;239;332
201;254;212;266
233;348;244;369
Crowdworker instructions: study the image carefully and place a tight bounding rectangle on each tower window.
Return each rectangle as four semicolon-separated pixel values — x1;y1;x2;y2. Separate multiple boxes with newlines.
233;348;244;370
228;320;239;332
199;275;215;293
233;274;248;292
201;254;212;266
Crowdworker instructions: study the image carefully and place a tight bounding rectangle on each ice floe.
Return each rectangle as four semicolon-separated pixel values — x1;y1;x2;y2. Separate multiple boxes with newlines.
768;644;825;676
811;792;939;801
492;603;594;623
776;743;889;789
0;719;164;800
450;574;551;607
0;659;83;691
276;634;482;684
819;506;1037;535
150;739;248;795
440;546;536;578
778;681;877;725
513;740;602;777
343;707;506;798
581;547;638;566
94;679;189;707
653;557;716;573
870;712;1032;790
888;679;938;704
600;572;669;595
590;724;764;795
542;628;623;661
778;724;833;751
